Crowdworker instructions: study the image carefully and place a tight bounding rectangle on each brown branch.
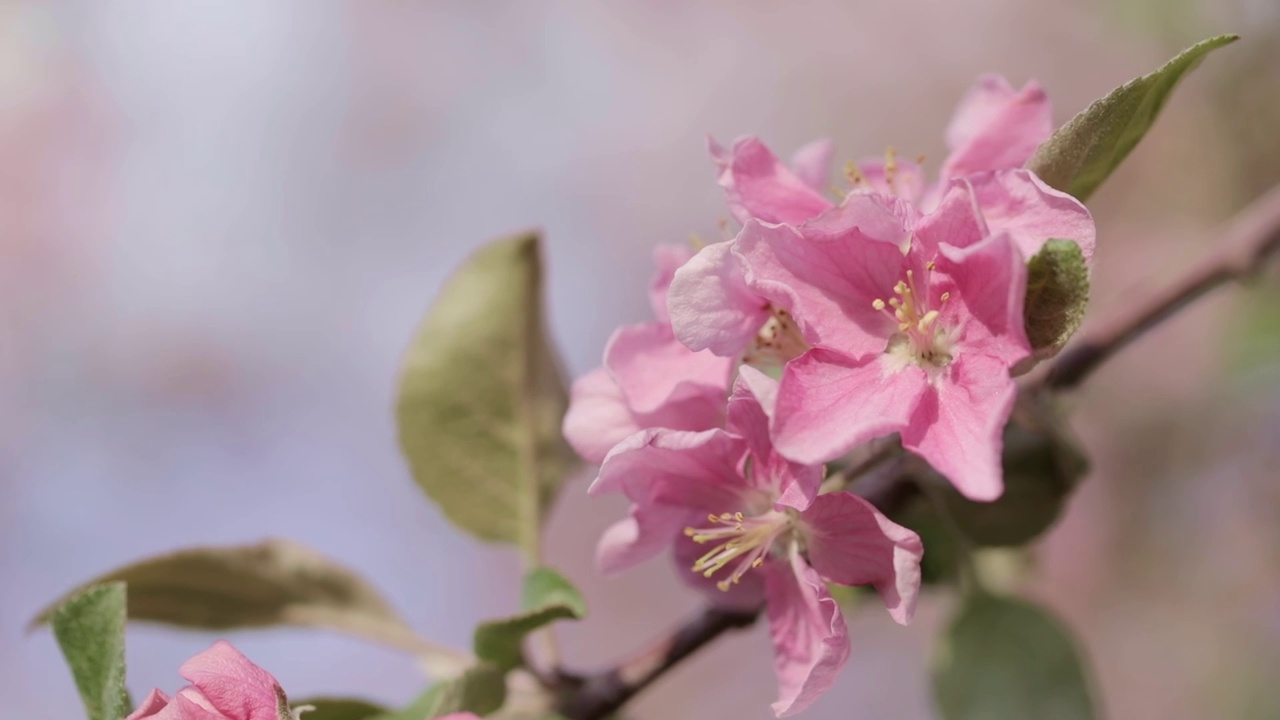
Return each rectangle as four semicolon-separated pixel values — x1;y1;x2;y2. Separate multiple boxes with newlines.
1046;184;1280;390
555;470;919;720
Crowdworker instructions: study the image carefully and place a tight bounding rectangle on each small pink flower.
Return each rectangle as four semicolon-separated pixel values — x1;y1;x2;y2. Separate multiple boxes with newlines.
672;186;1034;499
591;368;923;717
126;641;298;720
563;245;735;463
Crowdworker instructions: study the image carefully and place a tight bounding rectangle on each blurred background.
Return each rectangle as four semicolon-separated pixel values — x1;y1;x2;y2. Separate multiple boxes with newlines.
2;1;1278;718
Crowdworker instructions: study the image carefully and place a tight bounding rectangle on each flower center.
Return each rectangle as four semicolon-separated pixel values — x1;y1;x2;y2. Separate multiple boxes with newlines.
684;510;793;591
873;262;955;370
744;306;810;369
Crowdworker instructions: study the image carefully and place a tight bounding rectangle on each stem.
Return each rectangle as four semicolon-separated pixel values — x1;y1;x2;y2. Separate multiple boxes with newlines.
557;607;759;720
1046;184;1280;390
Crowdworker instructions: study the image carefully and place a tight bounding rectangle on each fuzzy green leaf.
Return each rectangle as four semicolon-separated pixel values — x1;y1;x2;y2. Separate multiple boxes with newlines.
1024;239;1090;357
32;539;424;654
474;567;587;670
50;582;131;720
1028;34;1238;201
934;594;1098;720
397;232;575;556
293;698;389;720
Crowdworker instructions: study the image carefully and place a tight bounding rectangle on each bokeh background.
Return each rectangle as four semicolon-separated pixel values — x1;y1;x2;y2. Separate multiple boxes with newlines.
3;2;1279;718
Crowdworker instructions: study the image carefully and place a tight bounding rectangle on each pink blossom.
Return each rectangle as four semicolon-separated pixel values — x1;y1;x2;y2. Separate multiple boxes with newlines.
125;641;299;720
563;245;736;463
671;186;1034;500
707;76;1094;262
590;368;923;716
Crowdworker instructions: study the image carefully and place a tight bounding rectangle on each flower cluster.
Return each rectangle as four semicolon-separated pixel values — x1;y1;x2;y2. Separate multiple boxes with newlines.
566;75;1095;715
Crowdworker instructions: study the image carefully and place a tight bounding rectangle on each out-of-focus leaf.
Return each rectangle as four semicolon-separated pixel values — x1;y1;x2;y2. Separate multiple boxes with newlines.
31;539;435;658
1028;34;1238;201
885;498;959;586
50;582;131;720
942;403;1089;547
1024;240;1090;358
292;698;388;720
474;567;586;670
934;594;1098;720
376;664;507;720
396;232;575;557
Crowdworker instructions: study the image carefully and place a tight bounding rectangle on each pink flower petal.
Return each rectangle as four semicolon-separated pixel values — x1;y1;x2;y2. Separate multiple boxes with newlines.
648;244;695;322
597;504;700;575
562;367;645;465
726;368;822;511
764;549;850;717
935;232;1031;366
590;428;749;510
902;352;1018;501
171;691;232;720
740;202;913;354
179;641;284;720
604;322;733;415
799;491;924;625
788;138;837;192
966;169;1096;262
125;690;173;720
668;239;771;355
914;179;989;254
709;135;835;225
773;349;927;465
941;75;1052;179
672;532;767;611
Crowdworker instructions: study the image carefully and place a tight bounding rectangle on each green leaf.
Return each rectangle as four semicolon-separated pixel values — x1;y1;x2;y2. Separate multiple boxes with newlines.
934;594;1098;720
397;232;576;557
1027;34;1238;201
50;582;131;720
32;539;432;657
474;567;587;670
942;399;1089;547
292;698;389;720
376;664;507;720
1024;239;1090;358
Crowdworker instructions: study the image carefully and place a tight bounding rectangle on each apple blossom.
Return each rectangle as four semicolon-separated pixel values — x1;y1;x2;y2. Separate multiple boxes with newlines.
590;368;922;716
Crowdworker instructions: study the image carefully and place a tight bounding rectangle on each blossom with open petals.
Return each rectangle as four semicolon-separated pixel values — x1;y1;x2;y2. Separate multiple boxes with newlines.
563;245;735;463
126;641;302;720
671;183;1035;500
590;368;923;716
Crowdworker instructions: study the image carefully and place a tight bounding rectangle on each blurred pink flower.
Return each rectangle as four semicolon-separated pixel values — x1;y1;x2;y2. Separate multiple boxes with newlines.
590;368;922;716
125;641;298;720
563;245;735;463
